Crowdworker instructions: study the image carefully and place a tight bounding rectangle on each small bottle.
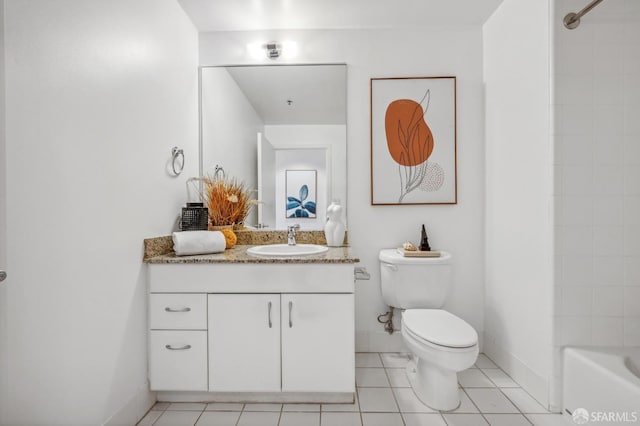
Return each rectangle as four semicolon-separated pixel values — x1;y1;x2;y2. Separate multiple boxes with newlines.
325;200;346;247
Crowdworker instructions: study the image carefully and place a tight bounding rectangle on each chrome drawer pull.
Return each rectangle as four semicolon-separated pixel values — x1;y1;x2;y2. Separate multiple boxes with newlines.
268;301;272;328
165;344;191;351
165;307;191;313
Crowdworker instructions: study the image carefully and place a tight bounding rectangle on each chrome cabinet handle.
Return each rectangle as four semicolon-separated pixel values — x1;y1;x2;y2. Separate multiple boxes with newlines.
165;307;191;313
288;301;293;328
268;301;272;328
165;344;191;351
0;271;6;282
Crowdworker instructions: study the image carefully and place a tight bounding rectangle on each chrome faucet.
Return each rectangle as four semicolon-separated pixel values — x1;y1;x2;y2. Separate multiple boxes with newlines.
287;224;301;246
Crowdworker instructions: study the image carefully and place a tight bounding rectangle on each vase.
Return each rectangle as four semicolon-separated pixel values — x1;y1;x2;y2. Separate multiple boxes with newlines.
324;200;346;247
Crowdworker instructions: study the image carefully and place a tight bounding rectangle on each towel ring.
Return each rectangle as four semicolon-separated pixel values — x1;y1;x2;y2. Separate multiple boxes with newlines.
213;164;225;180
171;147;184;176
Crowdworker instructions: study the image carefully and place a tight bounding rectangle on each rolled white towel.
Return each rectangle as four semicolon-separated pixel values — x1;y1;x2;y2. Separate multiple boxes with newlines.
172;231;226;256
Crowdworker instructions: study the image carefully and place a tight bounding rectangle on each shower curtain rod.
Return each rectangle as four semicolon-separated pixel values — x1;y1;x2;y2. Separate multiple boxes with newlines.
564;0;605;29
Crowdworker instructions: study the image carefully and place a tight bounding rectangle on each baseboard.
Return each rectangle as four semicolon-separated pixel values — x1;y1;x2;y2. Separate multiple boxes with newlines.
548;346;564;413
156;391;354;404
102;383;156;426
483;331;552;410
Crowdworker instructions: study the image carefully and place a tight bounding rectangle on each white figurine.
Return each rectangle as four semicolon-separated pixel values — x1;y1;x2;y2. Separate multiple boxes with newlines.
325;200;346;247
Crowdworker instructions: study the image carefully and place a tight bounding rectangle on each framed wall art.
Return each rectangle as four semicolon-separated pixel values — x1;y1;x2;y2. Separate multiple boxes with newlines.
285;169;317;218
370;76;457;205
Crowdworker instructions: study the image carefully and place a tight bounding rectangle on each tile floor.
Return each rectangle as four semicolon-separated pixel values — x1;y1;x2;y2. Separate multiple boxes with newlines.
137;353;571;426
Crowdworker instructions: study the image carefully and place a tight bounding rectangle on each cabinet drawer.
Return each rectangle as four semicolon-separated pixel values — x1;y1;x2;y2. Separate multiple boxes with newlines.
149;330;207;391
150;293;206;330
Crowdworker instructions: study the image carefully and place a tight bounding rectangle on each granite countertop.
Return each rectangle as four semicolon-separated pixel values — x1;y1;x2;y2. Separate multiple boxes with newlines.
143;231;359;264
145;244;359;264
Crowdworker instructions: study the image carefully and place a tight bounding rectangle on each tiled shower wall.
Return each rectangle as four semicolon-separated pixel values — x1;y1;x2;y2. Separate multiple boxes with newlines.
554;0;640;349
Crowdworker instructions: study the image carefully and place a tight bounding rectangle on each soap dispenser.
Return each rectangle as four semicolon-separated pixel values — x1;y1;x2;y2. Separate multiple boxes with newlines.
324;200;346;247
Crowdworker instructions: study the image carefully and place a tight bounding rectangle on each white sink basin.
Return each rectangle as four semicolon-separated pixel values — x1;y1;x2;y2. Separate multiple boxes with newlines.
247;244;329;257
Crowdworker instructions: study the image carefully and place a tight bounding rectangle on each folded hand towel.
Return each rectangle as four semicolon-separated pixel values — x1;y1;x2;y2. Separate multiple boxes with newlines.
172;231;226;256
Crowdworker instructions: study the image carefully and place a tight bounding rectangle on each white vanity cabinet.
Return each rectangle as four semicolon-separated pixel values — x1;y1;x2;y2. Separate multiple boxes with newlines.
147;262;356;402
208;294;282;392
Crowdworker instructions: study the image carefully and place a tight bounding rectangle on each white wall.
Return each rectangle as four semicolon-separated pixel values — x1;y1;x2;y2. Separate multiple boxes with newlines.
552;0;640;410
2;1;198;424
201;67;264;227
483;0;554;408
265;124;347;229
200;28;486;352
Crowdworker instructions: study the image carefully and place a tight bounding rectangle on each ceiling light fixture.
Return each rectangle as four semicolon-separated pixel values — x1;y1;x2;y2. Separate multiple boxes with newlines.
265;42;281;59
247;40;298;60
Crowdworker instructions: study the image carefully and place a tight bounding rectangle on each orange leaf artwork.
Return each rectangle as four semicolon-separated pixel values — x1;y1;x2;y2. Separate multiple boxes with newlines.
384;90;437;202
385;97;434;167
371;76;456;205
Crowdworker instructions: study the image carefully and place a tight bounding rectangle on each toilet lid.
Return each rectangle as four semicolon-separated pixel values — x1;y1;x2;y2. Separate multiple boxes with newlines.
403;309;478;348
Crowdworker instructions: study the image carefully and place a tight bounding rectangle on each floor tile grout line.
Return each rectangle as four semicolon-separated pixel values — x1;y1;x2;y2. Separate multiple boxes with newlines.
480;366;520;388
479;353;547;418
193;409;205;426
496;385;547;417
139;404;162;426
441;412;454;426
234;405;242;426
464;383;522;423
382;368;407;425
150;409;159;426
460;386;493;425
356;387;364;426
476;365;495;385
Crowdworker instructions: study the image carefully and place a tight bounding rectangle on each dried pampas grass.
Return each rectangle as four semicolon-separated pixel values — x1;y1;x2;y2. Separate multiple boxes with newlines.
204;176;255;227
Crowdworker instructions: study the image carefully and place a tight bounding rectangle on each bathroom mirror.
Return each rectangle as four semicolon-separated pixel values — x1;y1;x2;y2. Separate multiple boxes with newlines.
199;64;347;230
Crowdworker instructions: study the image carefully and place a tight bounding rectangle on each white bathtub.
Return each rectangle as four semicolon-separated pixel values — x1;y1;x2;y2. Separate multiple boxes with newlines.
563;347;640;422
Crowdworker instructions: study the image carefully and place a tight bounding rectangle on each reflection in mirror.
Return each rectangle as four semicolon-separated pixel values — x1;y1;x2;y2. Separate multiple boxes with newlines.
200;64;346;230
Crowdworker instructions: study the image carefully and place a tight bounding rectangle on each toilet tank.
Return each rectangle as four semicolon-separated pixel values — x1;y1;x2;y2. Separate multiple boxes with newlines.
379;249;452;309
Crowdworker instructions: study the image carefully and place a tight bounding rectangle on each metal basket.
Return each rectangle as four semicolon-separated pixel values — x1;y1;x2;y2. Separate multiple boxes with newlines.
180;203;208;231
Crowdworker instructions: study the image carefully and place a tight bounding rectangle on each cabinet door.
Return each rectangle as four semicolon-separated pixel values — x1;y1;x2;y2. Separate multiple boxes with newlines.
149;330;207;391
281;293;355;392
208;294;281;392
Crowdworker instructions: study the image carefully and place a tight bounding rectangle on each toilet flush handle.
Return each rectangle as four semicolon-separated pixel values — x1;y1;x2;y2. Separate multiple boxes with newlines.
382;262;398;271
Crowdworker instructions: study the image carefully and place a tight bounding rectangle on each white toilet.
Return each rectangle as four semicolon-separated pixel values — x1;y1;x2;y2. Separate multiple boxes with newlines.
379;249;478;411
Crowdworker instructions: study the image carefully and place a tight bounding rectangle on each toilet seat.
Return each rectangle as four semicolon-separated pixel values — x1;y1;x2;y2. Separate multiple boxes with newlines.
403;309;478;349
